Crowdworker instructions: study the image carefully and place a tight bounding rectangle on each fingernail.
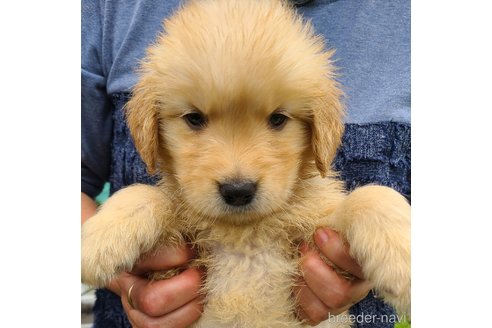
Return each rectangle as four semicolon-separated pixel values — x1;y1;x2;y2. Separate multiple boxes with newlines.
315;228;329;246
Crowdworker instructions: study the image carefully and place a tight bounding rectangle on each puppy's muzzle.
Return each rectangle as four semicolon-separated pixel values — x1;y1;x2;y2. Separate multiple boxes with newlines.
218;180;257;207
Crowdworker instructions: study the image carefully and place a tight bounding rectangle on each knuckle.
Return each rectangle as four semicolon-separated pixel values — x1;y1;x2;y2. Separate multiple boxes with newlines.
324;282;350;309
301;254;321;272
329;288;350;309
317;277;352;310
188;267;203;284
139;322;158;328
331;243;348;261
193;298;205;314
302;300;329;325
330;297;346;310
139;289;164;316
174;247;190;263
310;308;329;325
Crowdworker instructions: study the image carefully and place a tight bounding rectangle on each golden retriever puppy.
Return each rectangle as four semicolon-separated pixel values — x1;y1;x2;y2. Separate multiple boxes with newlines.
81;0;410;327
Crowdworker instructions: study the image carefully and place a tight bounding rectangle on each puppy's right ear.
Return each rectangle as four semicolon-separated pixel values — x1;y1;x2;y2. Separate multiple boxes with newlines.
125;76;160;174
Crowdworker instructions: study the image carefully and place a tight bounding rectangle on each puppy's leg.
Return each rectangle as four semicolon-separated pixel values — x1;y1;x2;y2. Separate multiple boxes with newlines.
81;184;177;287
328;185;411;316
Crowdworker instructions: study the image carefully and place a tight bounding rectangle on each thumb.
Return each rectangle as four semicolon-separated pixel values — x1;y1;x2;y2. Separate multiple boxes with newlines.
314;228;365;279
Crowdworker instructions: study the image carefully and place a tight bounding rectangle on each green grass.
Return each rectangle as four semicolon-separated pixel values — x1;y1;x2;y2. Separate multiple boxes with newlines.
395;320;411;328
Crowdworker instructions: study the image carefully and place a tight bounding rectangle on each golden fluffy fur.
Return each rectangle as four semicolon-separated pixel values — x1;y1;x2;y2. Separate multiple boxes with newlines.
81;0;410;327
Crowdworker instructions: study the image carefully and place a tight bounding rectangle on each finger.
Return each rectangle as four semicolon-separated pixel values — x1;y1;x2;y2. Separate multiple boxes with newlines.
122;292;204;328
132;244;195;275
314;228;364;279
300;249;353;310
115;272;147;306
113;271;141;296
294;280;330;325
347;278;373;305
121;267;203;317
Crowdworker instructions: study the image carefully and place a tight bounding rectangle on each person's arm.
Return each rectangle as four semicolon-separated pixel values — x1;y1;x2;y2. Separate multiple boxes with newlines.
81;192;97;224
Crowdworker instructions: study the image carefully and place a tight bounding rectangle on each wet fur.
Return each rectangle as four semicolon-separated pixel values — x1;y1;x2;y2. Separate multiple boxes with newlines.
81;0;410;327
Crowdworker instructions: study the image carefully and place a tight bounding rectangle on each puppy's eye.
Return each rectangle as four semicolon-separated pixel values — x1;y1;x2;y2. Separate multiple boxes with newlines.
183;112;207;130
268;113;289;130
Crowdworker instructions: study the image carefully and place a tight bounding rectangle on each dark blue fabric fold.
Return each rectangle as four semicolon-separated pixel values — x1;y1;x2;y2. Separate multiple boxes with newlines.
334;122;411;202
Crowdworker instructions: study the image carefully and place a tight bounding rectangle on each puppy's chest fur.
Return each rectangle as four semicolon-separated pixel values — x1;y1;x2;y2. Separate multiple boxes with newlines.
194;229;300;327
189;224;349;328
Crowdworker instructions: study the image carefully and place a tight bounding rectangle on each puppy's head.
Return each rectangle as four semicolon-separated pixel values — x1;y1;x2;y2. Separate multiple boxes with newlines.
126;0;344;224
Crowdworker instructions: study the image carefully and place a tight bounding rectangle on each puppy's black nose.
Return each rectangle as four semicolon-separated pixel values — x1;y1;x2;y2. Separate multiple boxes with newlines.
219;181;257;206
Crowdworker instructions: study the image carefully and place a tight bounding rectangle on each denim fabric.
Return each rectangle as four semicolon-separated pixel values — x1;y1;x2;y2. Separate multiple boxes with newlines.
334;123;411;202
350;291;398;328
92;93;410;328
93;289;131;328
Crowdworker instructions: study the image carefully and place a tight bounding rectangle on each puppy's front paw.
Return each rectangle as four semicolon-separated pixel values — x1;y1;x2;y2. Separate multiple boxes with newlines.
81;213;142;286
333;186;411;316
81;185;170;287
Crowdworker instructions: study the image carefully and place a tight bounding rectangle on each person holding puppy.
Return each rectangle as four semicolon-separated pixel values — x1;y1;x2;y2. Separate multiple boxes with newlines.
82;0;410;327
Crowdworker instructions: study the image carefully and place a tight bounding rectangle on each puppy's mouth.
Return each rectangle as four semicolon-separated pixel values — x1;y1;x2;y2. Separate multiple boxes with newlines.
187;192;276;225
189;179;278;225
213;202;269;225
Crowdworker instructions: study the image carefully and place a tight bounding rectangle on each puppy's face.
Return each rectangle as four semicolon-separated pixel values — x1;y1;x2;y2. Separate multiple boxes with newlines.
161;80;312;223
126;0;344;224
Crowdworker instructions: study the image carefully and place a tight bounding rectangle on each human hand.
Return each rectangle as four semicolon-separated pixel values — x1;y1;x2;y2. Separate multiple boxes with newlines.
295;228;372;326
107;244;204;328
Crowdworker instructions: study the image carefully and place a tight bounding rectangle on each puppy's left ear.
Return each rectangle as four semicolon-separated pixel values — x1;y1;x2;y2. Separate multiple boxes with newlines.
125;75;160;174
311;81;345;178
